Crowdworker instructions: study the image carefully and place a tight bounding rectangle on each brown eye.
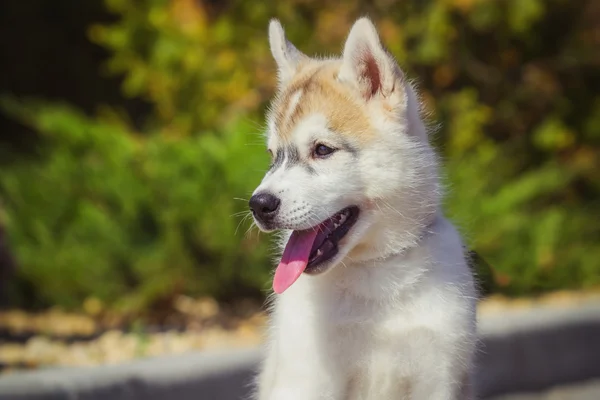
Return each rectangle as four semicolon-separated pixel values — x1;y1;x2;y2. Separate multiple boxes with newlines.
314;144;335;158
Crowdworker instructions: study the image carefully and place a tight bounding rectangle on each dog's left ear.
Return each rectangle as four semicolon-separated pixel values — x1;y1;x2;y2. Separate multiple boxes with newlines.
339;18;403;100
269;19;308;85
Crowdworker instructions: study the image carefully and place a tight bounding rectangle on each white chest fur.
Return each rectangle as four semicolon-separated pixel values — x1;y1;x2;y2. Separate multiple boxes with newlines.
256;216;477;400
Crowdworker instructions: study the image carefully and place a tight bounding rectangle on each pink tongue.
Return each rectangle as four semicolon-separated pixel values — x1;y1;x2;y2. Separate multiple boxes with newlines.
273;229;318;294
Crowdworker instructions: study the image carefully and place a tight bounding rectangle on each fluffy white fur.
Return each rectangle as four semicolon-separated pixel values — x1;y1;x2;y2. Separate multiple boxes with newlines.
251;17;477;400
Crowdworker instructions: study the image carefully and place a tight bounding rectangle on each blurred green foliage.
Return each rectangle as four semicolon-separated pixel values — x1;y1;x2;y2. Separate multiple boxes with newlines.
0;0;599;309
0;98;269;310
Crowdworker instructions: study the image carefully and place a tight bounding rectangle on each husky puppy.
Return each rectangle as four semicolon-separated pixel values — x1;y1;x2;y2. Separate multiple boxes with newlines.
249;17;477;400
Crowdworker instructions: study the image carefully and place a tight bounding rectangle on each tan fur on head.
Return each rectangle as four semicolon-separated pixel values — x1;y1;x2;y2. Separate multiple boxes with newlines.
268;61;374;143
267;18;409;146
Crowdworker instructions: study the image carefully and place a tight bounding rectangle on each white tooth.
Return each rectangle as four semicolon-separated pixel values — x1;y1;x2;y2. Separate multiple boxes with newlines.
317;249;323;256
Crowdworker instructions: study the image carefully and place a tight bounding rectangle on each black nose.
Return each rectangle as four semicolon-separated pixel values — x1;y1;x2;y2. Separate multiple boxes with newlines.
249;192;281;222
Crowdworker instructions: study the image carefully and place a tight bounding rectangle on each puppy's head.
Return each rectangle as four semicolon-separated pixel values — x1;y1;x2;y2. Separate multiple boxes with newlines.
250;18;440;293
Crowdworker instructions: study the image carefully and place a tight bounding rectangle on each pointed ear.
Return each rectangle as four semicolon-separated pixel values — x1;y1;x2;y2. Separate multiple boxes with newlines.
269;19;307;85
338;18;402;100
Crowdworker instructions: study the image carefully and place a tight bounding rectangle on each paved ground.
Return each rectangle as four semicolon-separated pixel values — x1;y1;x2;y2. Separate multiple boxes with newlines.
0;292;598;399
492;379;600;400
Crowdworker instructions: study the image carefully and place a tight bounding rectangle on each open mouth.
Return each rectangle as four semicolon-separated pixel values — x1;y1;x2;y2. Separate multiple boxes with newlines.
306;206;360;273
272;206;360;294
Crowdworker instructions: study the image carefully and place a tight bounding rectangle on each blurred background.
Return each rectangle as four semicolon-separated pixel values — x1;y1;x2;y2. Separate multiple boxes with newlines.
0;0;599;374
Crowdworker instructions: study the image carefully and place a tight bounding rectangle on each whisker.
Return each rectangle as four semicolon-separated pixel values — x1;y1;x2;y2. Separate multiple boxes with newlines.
231;210;251;218
235;212;253;236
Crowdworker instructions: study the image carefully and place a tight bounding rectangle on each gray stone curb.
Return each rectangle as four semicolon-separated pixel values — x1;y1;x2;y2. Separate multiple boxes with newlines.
492;378;600;400
1;299;599;400
475;299;600;397
0;349;260;400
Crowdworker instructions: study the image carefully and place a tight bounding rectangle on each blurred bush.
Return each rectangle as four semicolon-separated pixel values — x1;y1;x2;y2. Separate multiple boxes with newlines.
0;0;599;309
0;98;269;310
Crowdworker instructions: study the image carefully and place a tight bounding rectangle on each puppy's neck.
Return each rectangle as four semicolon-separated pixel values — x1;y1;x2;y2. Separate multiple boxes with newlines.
346;209;440;265
316;214;443;301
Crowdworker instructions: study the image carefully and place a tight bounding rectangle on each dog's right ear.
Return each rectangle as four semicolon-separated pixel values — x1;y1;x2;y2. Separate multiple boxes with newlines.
269;19;307;85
